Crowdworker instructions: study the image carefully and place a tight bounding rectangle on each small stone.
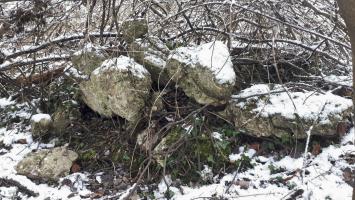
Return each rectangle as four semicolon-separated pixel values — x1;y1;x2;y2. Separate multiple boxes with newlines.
31;114;52;137
16;146;78;181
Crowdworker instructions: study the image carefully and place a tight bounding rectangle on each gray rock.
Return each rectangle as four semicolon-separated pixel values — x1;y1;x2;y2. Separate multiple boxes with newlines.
226;84;353;138
52;101;81;134
122;18;148;43
165;41;237;106
79;55;152;122
128;37;170;85
16;147;78;181
71;44;106;76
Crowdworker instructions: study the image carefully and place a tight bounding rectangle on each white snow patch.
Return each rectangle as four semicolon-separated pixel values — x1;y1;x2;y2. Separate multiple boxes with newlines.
92;55;149;78
144;53;166;68
0;97;15;108
169;41;236;84
229;146;256;162
233;84;272;99
275;156;303;171
342;128;354;145
30;114;52;123
212;132;223;141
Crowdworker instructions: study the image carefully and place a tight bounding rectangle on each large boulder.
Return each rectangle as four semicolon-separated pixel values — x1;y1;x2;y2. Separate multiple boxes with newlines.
79;55;152;122
128;37;170;85
226;84;353;138
165;41;237;105
16;147;78;181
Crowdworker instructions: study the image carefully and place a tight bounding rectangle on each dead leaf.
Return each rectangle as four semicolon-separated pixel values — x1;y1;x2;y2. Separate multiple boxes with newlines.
248;143;260;152
90;191;104;199
71;163;81;173
336;121;350;137
16;139;27;144
311;143;321;156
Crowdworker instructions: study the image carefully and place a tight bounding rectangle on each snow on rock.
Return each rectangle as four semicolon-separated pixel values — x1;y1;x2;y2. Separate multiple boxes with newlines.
166;41;237;105
30;114;51;123
80;55;152;121
92;55;149;79
227;84;352;138
169;41;235;85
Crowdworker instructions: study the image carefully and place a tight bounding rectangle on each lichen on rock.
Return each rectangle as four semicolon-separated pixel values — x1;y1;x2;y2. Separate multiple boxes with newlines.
16;146;78;181
165;41;237;105
79;55;152;122
227;84;353;138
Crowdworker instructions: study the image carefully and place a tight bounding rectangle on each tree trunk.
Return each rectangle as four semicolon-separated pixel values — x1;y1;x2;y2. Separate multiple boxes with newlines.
336;1;355;200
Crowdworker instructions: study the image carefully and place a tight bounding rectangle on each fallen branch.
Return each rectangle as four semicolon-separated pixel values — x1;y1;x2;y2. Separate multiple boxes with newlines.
0;177;39;197
4;32;119;61
0;56;70;72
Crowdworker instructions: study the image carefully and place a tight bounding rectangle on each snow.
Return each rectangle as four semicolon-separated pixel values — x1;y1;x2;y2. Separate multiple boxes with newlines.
144;53;166;68
170;129;355;199
92;55;149;78
0;127;91;199
0;97;15;108
200;165;213;182
234;84;353;124
30;114;52;123
324;75;352;86
212;132;223;141
229;146;256;162
169;41;236;84
275;156;303;171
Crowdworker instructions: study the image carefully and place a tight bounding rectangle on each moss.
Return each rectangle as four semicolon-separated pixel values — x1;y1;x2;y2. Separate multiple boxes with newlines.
268;164;285;174
80;149;97;160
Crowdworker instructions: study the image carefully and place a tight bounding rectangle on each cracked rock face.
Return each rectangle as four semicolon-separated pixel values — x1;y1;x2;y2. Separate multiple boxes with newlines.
165;41;237;106
79;55;152;122
16;147;78;181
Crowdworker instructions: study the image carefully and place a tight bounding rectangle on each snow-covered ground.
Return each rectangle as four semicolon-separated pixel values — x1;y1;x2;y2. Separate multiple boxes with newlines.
0;97;354;199
155;129;354;200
